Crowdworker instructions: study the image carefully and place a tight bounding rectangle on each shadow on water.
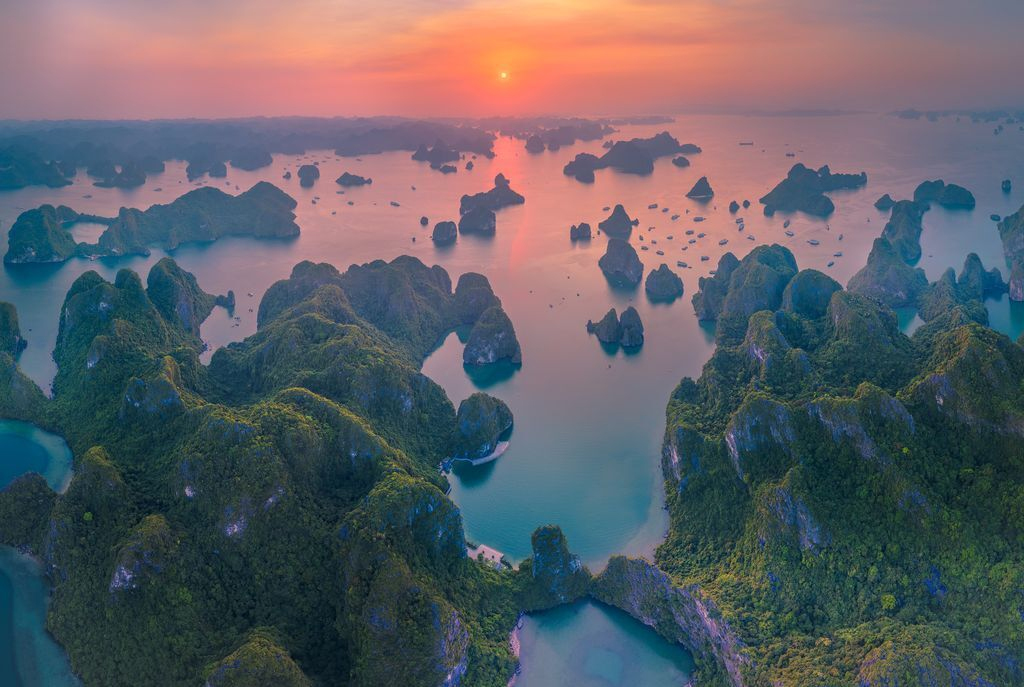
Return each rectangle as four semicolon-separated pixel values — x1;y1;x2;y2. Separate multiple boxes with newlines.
698;319;717;345
621;344;643;358
3;261;66;287
464;361;519;389
451;458;498;486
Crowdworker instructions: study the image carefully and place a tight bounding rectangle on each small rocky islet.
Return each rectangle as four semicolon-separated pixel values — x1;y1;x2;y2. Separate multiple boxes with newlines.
759;163;867;217
586;306;644;348
563;132;699;182
645;263;684;302
335;171;372;187
450;392;514;463
297;164;320;187
598;238;644;287
598;204;638;239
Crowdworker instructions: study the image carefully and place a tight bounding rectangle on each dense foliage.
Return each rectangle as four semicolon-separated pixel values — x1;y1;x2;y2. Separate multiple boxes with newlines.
0;256;572;686
652;243;1024;685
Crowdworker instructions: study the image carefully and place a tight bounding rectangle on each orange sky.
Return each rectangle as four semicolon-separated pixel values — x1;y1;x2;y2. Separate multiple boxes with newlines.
1;0;1022;119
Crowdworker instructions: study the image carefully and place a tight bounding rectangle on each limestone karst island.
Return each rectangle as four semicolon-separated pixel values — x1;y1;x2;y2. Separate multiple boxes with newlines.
1;1;1024;686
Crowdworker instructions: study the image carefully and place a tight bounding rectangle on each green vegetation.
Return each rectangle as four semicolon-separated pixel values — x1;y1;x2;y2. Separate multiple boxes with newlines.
3;204;80;264
0;301;27;356
4;183;298;264
644;247;1024;684
0;257;569;686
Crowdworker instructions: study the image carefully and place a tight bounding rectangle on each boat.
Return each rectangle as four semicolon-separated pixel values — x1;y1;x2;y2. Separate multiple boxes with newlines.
827;261;835;267
783;220;791;228
390;201;400;207
677;261;688;268
785;230;795;237
641;245;649;251
833;251;843;257
739;141;754;146
700;255;710;261
719;239;728;246
697;232;706;238
656;250;664;255
648;203;658;209
693;216;705;222
808;239;820;246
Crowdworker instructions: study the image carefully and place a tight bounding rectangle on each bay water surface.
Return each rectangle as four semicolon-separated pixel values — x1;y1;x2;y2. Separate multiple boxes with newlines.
1;114;1022;684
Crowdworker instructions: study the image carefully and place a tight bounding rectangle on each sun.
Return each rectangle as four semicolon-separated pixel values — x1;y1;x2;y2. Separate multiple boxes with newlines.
499;71;509;81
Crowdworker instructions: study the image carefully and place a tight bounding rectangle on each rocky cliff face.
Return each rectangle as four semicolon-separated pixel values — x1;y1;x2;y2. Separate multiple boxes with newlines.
591;557;747;686
0;301;27;357
519;525;590;610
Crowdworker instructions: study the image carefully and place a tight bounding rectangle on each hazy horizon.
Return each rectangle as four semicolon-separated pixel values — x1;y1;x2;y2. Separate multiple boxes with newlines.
2;0;1023;120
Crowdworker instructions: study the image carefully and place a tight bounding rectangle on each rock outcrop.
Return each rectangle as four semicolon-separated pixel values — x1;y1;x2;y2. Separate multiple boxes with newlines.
0;302;27;357
913;179;976;209
781;269;842;319
997;205;1024;300
453;272;501;324
463;305;522;366
457;207;496;236
759;164;867;217
597;204;637;239
598;238;644;287
591;557;748;686
431;220;458;245
205;631;311;687
336;172;372;187
586;307;644;347
297;164;320;187
520;525;590;610
645;264;684;302
450;392;513;461
881;200;927;263
146;257;231;339
692;253;741;321
569;222;592;241
459;173;524;215
847;237;928;308
686;176;714;200
4;204;82;264
562;132;688;181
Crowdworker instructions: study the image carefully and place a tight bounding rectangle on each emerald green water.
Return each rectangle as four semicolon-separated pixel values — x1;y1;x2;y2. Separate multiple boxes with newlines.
515;601;694;687
0;420;77;687
0;114;1022;682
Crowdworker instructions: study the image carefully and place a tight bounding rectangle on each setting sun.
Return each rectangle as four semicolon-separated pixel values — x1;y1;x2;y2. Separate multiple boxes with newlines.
500;71;509;80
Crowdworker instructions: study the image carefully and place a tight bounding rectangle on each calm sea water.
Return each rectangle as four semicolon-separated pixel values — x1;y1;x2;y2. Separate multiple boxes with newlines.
0;420;76;687
1;114;1022;684
514;600;694;687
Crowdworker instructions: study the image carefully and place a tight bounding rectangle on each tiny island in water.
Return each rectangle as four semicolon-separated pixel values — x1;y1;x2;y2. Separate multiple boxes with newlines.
2;2;1024;686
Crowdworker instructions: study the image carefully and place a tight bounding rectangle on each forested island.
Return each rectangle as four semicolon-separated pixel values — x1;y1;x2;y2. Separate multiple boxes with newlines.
4;182;299;263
